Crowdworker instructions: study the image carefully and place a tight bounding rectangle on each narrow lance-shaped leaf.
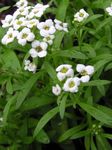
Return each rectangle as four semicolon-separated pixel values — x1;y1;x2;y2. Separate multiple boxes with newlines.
78;102;112;126
16;72;41;109
3;94;17;125
59;94;68;119
58;124;86;142
33;107;59;138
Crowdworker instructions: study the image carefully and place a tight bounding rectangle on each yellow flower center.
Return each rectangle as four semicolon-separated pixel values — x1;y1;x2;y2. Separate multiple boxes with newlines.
22;33;28;39
44;25;50;30
81;70;88;76
79;12;84;17
36;46;43;52
17;20;23;25
61;67;68;73
69;81;75;88
8;33;13;38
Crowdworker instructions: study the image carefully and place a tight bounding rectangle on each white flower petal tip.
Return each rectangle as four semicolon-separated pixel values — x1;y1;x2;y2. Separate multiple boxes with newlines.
52;84;61;96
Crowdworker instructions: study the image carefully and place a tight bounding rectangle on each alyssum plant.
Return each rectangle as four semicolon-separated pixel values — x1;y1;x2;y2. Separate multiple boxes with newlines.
0;0;112;149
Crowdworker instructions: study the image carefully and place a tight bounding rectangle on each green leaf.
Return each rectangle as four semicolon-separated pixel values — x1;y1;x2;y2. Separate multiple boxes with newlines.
83;14;103;25
43;62;58;82
2;50;21;71
21;96;54;111
96;135;112;150
35;129;50;144
91;136;97;150
0;6;10;13
33;107;59;138
3;95;17;125
81;80;111;87
58;124;85;142
70;129;91;140
79;102;112;126
84;136;91;150
95;105;112;117
16;72;41;109
101;133;112;140
51;49;87;59
59;94;67;119
6;78;13;94
56;0;69;21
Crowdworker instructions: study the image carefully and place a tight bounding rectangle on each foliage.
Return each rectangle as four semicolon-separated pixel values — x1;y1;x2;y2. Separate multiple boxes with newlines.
0;0;112;150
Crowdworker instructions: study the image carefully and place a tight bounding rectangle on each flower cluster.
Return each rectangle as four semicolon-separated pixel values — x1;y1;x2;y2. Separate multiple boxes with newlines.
74;9;89;22
1;0;68;73
24;60;37;73
52;64;94;96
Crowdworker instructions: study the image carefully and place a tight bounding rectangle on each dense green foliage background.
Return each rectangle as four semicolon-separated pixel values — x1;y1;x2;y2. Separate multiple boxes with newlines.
0;0;112;150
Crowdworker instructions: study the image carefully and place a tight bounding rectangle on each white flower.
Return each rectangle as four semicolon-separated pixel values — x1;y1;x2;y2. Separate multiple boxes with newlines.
1;28;18;45
54;19;68;32
26;19;39;28
16;0;28;8
37;19;56;37
24;60;36;73
56;64;74;81
106;5;112;16
52;84;61;96
74;9;89;22
29;40;48;58
76;64;94;83
14;6;29;17
28;4;49;19
1;15;13;28
63;77;80;93
13;17;26;30
43;35;55;45
17;28;35;46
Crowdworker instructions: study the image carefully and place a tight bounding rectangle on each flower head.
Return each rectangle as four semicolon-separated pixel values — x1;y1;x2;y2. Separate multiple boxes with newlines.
54;19;68;32
1;15;13;28
24;60;36;73
43;35;55;45
16;0;28;8
37;19;56;37
74;9;89;22
29;40;48;58
52;84;61;96
17;27;35;46
26;19;39;28
1;28;18;45
63;77;80;93
106;4;112;16
76;64;94;83
13;17;26;30
28;3;49;19
56;64;74;81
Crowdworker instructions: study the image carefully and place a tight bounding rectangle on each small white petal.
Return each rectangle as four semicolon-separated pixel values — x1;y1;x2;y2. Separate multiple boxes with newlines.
85;66;94;75
80;75;90;83
76;64;85;73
